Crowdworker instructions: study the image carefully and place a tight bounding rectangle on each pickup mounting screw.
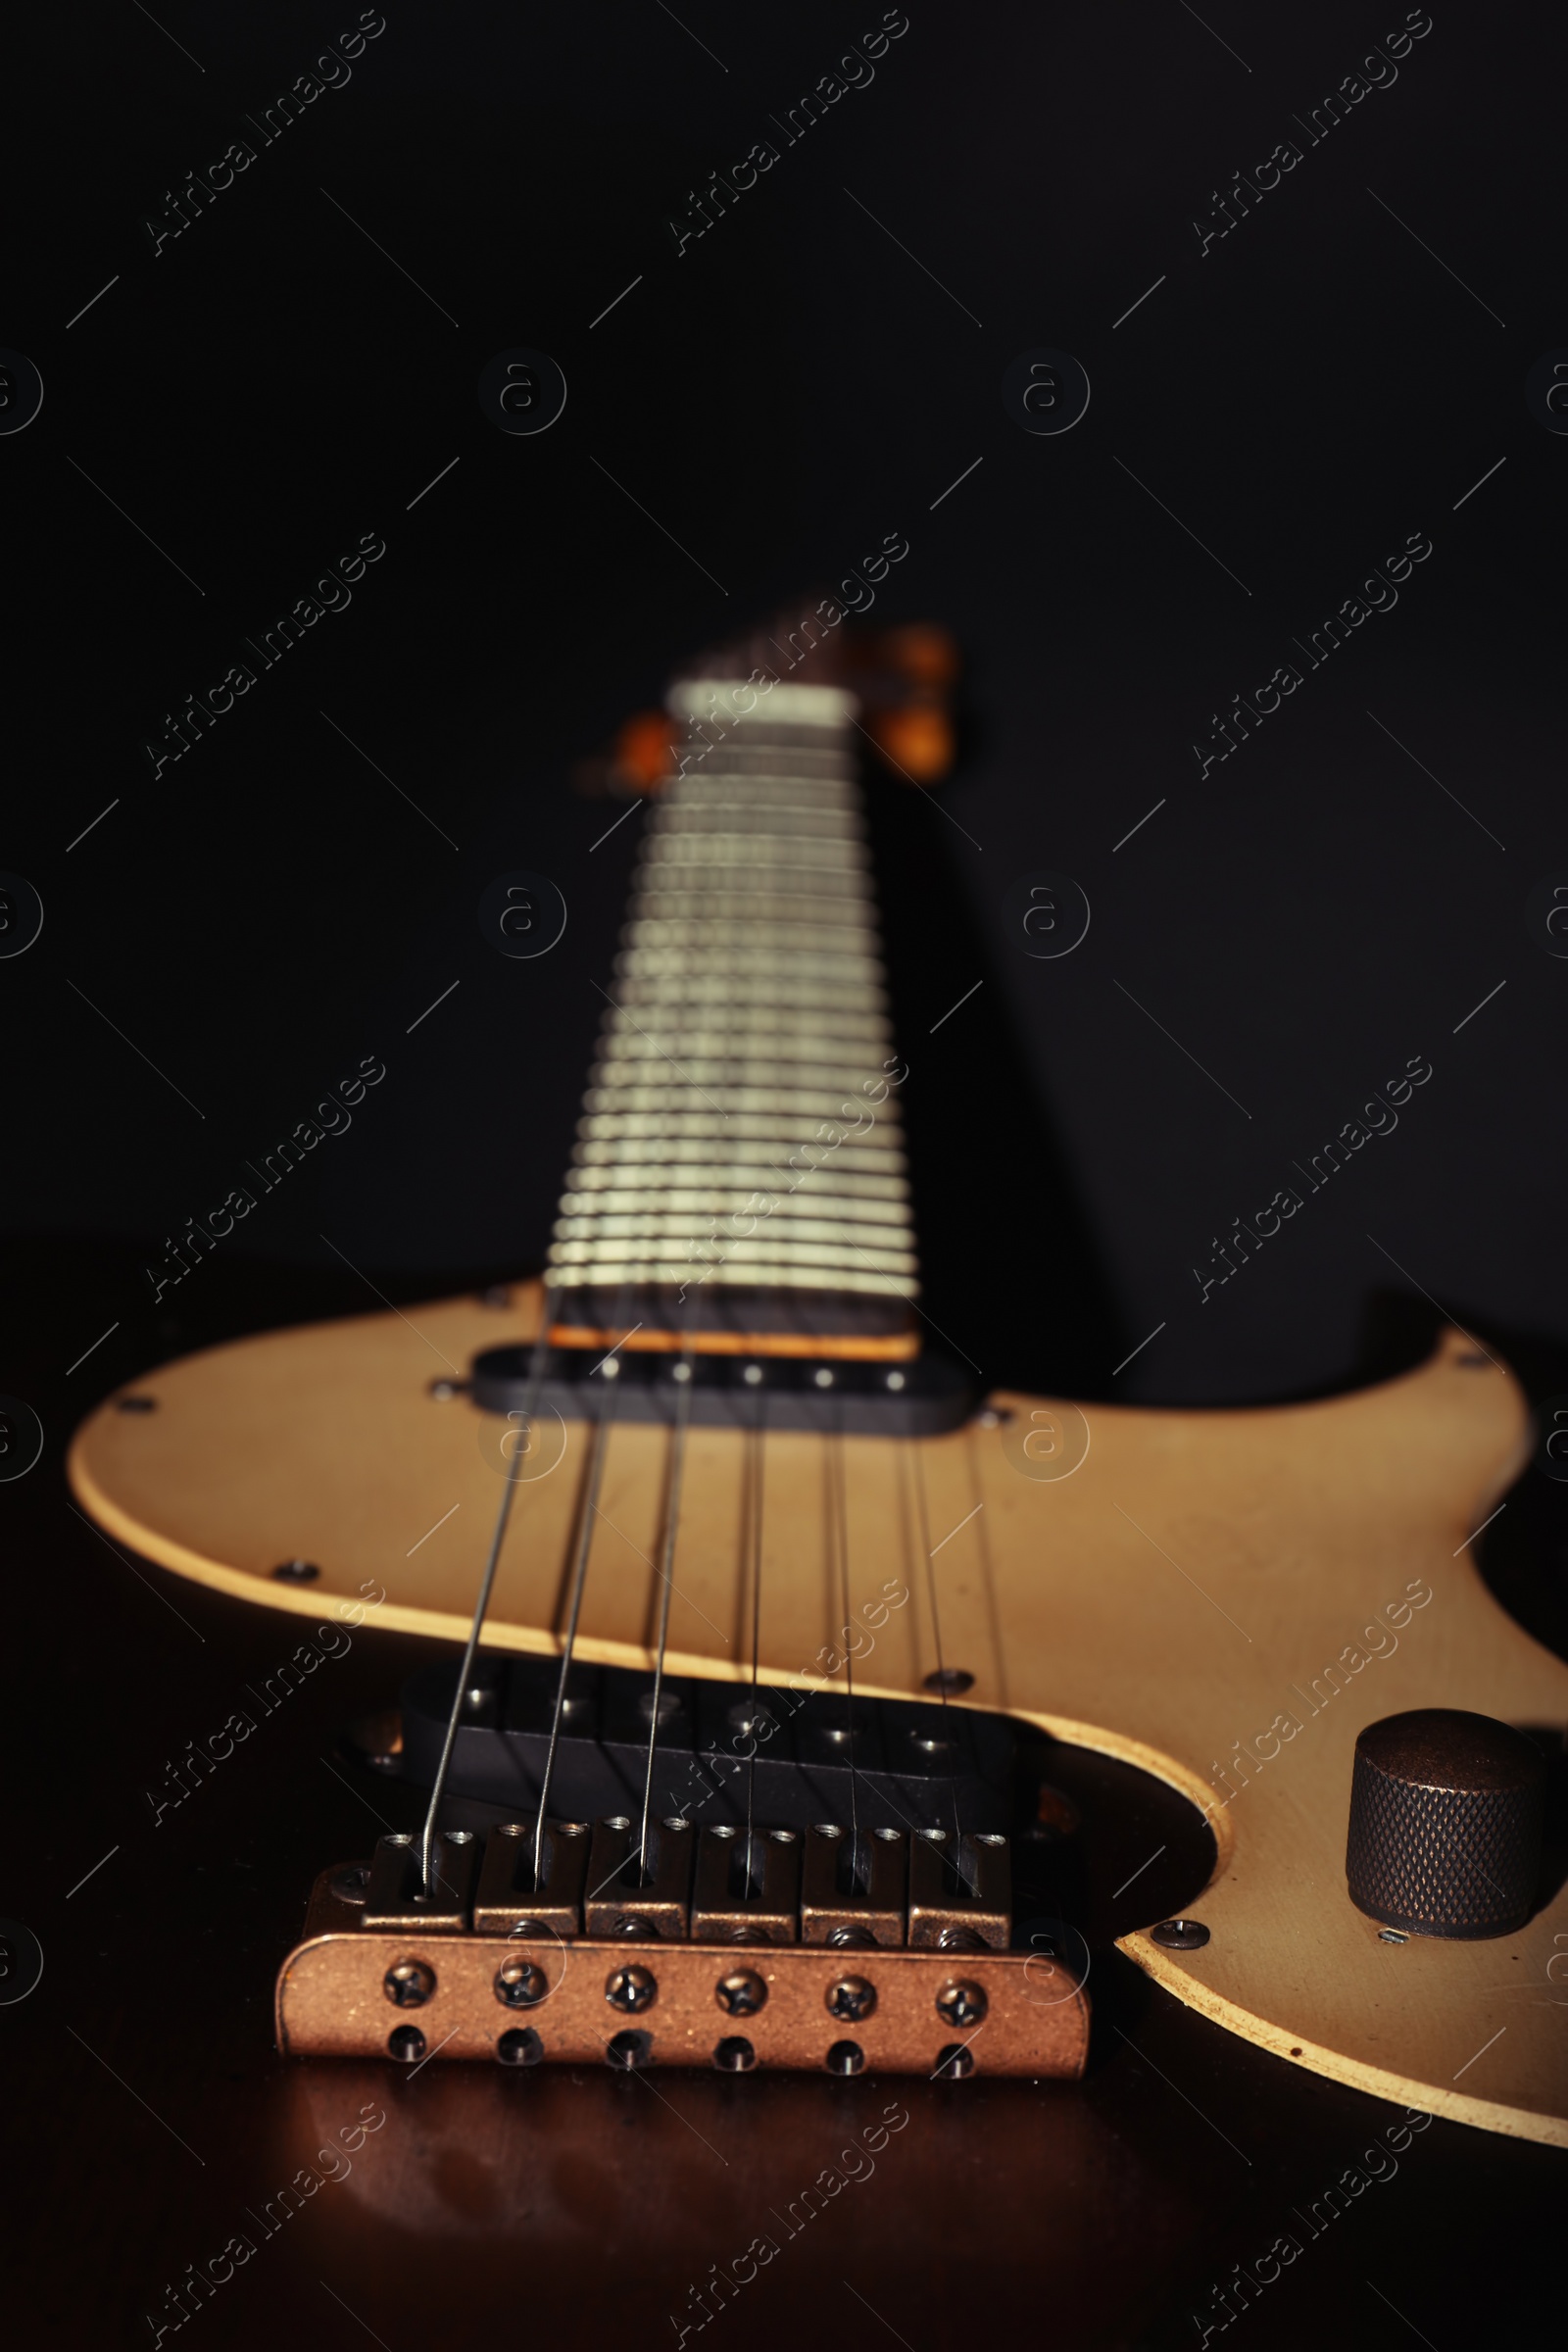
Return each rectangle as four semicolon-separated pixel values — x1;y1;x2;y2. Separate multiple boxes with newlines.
1151;1918;1209;1950
384;1958;435;2007
922;1668;973;1695
495;1957;549;2008
825;1975;876;2023
936;1980;987;2029
715;1970;767;2017
606;1964;657;2014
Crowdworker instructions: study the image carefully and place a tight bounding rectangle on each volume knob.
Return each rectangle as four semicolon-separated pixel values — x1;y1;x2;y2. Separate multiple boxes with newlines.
1346;1708;1545;1939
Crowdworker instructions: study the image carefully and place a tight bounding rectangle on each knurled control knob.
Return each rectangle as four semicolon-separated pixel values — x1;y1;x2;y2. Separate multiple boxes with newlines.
1346;1708;1545;1939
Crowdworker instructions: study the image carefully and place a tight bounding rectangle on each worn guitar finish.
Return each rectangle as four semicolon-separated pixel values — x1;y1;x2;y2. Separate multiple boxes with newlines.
68;1283;1568;2146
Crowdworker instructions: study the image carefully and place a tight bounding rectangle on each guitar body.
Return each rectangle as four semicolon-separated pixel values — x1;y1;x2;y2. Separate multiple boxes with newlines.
68;1282;1568;2148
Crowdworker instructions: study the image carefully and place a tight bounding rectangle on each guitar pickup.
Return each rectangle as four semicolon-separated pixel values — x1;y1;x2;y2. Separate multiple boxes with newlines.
906;1829;1011;1949
472;1818;590;1935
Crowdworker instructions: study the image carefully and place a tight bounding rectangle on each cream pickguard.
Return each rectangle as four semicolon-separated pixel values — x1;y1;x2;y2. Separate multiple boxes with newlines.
69;1284;1568;2145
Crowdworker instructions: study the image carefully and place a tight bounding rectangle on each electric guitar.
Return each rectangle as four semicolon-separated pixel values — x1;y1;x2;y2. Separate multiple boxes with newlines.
67;624;1568;2154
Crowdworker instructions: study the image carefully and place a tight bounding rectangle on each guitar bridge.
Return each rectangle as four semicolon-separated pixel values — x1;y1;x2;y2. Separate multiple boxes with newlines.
275;1822;1089;2080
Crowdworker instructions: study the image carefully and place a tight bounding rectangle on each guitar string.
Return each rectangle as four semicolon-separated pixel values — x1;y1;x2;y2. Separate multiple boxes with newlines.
633;1332;699;1884
827;1413;863;1874
743;1408;764;1912
529;1361;623;1894
417;1284;560;1895
906;1440;966;1851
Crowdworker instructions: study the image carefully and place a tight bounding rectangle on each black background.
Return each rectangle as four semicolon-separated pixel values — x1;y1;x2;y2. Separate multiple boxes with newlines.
6;2;1567;2344
7;0;1566;1405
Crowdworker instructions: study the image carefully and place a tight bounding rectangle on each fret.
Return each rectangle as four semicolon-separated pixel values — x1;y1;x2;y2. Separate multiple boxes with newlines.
573;1117;900;1155
547;676;917;1339
563;1168;908;1200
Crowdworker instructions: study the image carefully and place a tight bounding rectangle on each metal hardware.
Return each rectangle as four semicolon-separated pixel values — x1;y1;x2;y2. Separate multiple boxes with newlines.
606;1965;658;2015
825;1975;876;2023
362;1830;479;1933
691;1825;801;1943
715;1970;767;2017
497;2028;544;2066
271;1559;319;1583
473;1818;588;1936
584;1816;694;1940
279;1851;1084;2079
906;1831;1011;1950
801;1824;907;1946
936;1980;987;2029
1150;1918;1210;1950
383;1959;434;2008
495;1957;549;2008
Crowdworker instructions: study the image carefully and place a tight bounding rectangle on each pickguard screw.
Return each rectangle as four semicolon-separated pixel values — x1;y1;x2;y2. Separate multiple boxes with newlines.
1150;1918;1209;1950
495;1957;549;2008
715;1970;767;2017
606;1964;657;2014
271;1559;320;1583
330;1867;369;1905
825;1975;876;2023
922;1668;973;1695
116;1395;157;1413
384;1959;435;2008
936;1980;987;2029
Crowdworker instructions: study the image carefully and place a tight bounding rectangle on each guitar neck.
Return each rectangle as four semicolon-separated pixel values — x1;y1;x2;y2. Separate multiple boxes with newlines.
547;676;919;1356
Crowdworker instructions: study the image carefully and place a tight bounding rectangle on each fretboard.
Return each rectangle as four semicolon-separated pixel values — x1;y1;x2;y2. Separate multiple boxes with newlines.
547;679;919;1354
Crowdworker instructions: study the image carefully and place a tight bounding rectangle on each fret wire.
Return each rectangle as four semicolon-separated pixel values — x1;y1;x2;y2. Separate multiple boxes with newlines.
556;678;920;1316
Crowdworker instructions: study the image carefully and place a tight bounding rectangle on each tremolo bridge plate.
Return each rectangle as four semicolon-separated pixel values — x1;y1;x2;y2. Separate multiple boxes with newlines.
276;1845;1089;2082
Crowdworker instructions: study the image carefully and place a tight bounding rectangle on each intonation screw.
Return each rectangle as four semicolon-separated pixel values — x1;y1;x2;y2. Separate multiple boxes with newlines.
606;1964;658;2014
936;1980;987;2029
383;1959;435;2008
495;1957;549;2008
715;1970;767;2017
825;1975;876;2023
